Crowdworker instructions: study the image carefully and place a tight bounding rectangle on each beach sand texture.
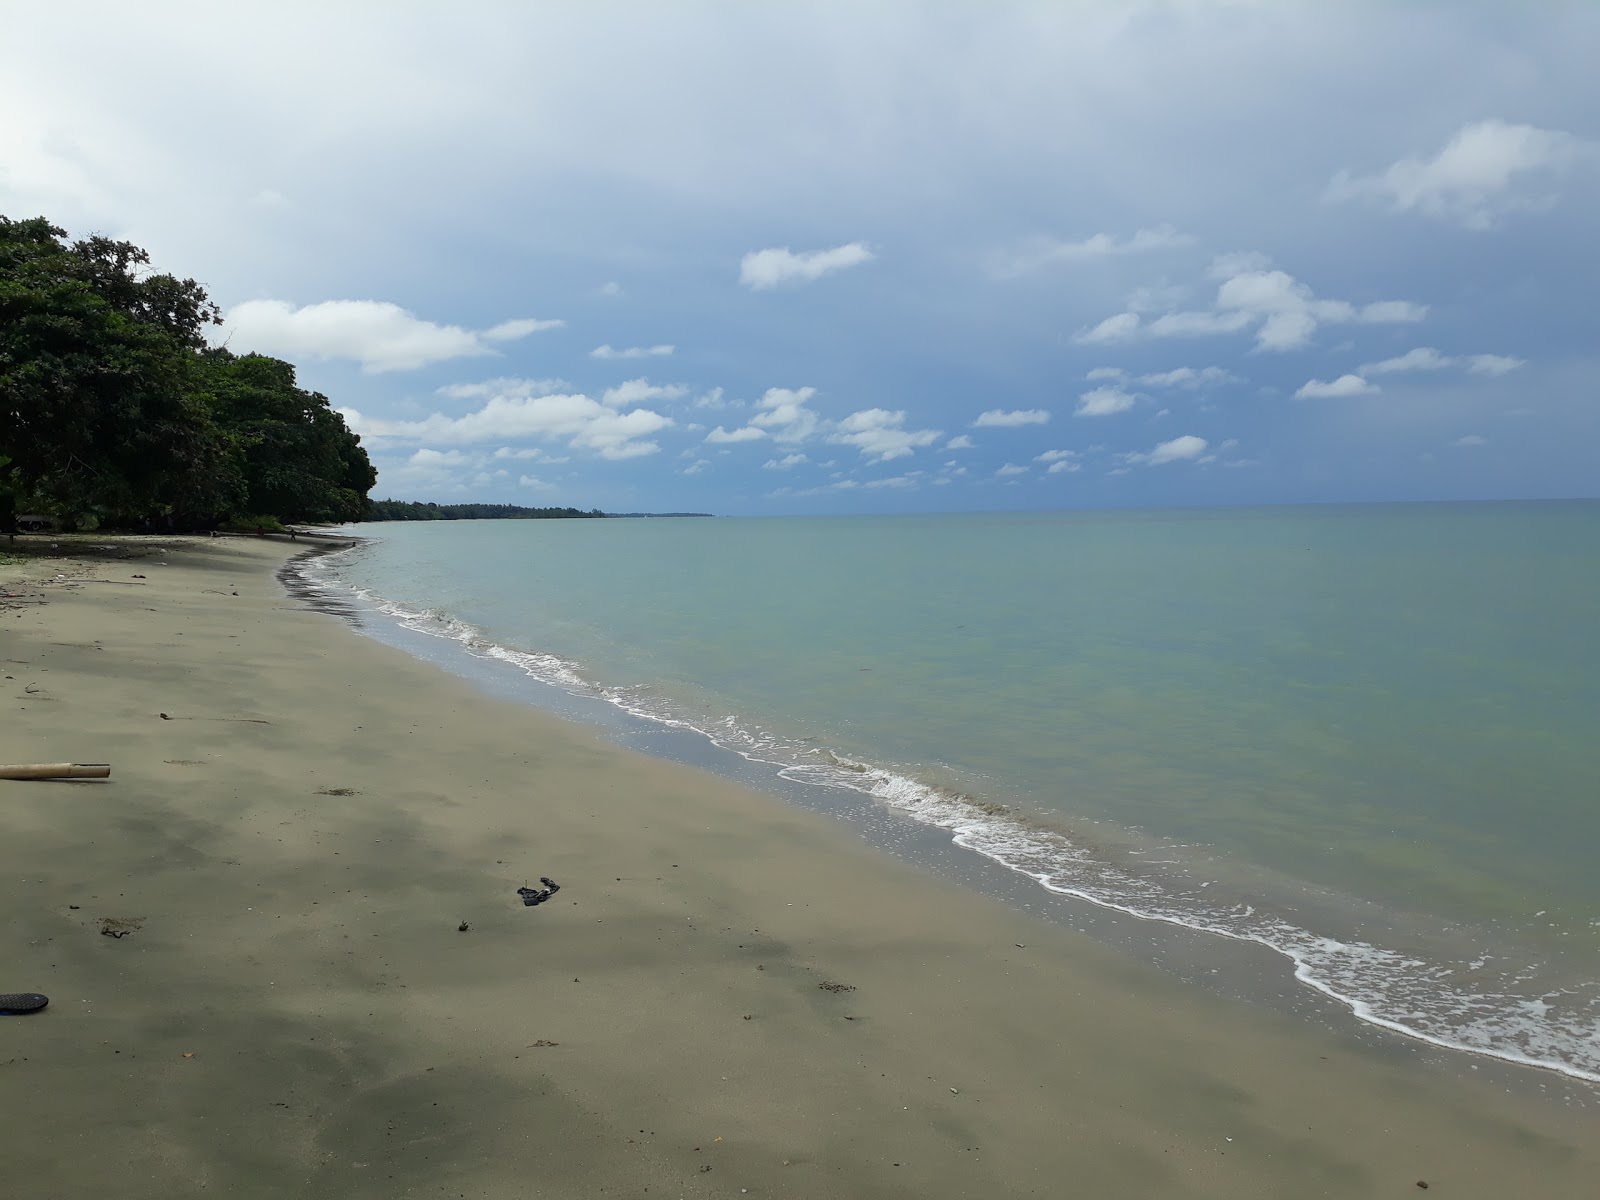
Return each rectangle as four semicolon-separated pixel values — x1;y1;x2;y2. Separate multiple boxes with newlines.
1;536;1594;1198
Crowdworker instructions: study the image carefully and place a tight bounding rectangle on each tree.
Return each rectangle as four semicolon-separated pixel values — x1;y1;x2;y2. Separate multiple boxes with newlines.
204;348;374;523
0;214;374;527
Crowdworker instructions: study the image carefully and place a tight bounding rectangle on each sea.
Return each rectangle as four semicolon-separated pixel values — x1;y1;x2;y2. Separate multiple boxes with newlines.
295;502;1600;1085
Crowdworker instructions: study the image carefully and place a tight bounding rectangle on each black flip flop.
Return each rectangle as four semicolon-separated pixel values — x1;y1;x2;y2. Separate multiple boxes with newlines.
0;993;48;1015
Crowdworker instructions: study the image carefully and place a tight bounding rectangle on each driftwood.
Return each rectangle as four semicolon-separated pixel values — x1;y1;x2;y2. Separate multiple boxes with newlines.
0;763;111;780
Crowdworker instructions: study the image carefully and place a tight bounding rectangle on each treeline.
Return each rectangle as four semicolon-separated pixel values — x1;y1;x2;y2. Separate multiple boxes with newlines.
0;215;375;531
364;500;608;521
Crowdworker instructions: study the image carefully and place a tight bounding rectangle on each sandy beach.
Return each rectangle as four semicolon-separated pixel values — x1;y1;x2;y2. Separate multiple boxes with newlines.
1;534;1594;1199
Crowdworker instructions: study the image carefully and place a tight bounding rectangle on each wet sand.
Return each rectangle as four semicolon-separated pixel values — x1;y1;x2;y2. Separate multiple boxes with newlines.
1;534;1594;1198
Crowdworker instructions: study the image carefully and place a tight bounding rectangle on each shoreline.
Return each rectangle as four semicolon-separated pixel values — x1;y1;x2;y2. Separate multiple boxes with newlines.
2;535;1596;1197
292;533;1600;1097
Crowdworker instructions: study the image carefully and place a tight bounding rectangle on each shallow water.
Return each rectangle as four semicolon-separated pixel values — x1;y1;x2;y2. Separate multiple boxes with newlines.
307;502;1600;1081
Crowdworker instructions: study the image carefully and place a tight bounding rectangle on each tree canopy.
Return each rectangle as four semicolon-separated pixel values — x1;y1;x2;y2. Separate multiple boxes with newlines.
1;215;374;530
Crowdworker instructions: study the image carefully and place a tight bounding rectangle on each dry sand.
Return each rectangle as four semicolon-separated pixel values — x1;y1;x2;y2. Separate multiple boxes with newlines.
1;534;1595;1198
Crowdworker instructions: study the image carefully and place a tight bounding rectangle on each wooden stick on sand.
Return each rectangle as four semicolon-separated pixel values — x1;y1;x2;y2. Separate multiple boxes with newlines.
0;763;112;780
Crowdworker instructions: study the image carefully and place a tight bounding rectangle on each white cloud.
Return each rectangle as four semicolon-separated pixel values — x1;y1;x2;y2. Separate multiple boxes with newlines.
992;224;1192;276
995;463;1029;477
1085;366;1127;381
601;377;689;408
1124;434;1209;466
704;425;767;443
1046;459;1081;474
763;453;808;470
1327;119;1598;229
439;377;566;400
591;343;675;359
221;299;562;373
694;387;732;409
1136;366;1235;388
1145;309;1255;339
1467;354;1524;376
681;459;711;475
749;386;823;442
1208;251;1274;279
1035;449;1076;462
1294;374;1378;399
1452;434;1489;447
1362;346;1454;374
973;408;1050;427
739;242;874;289
1360;347;1526;378
1079;262;1424;354
832;408;942;462
863;472;921;489
340;379;671;459
492;446;565;462
483;317;564;341
1075;386;1137;417
518;473;555;490
945;434;975;449
598;282;623;298
1073;312;1141;344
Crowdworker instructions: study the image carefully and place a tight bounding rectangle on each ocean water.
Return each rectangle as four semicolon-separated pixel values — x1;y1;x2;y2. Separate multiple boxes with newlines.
301;503;1600;1083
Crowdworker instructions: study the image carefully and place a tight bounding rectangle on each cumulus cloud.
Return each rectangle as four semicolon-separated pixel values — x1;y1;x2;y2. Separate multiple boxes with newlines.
739;242;874;289
1361;347;1454;375
1046;459;1081;474
749;386;823;442
945;434;975;449
995;463;1029;477
763;453;808;470
1294;374;1378;399
483;317;564;341
1359;347;1525;379
973;408;1050;427
439;377;566;400
704;424;767;443
591;343;675;359
518;473;556;490
831;408;942;462
1467;354;1524;376
1073;312;1142;345
1327;119;1598;229
1076;260;1424;353
1085;366;1127;381
681;459;711;475
1136;366;1236;388
1074;386;1137;417
601;377;689;408
340;378;671;459
222;299;563;373
1452;434;1489;447
992;224;1192;276
1124;435;1209;466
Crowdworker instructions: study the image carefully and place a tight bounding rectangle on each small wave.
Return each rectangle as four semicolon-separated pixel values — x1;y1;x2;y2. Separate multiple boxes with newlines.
288;548;1600;1087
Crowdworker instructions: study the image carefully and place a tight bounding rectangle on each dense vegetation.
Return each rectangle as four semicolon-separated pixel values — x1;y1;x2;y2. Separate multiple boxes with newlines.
0;215;375;531
365;500;608;521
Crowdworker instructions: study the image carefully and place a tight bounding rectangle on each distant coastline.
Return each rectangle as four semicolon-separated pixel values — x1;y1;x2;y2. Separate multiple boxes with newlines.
360;499;713;522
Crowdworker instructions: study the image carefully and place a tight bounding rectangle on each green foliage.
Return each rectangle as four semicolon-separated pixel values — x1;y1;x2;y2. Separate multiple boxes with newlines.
362;499;608;522
0;214;375;529
218;513;288;534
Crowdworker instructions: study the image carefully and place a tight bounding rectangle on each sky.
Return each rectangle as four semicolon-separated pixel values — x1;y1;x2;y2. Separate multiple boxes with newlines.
3;1;1597;515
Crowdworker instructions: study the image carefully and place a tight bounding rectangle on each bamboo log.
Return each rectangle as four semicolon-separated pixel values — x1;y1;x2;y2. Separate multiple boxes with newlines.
0;763;111;780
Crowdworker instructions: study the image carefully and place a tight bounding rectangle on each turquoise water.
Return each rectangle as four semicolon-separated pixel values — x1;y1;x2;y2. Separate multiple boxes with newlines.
307;503;1600;1081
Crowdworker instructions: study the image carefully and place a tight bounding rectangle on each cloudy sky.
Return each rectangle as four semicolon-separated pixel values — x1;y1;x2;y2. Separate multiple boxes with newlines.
4;1;1596;514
